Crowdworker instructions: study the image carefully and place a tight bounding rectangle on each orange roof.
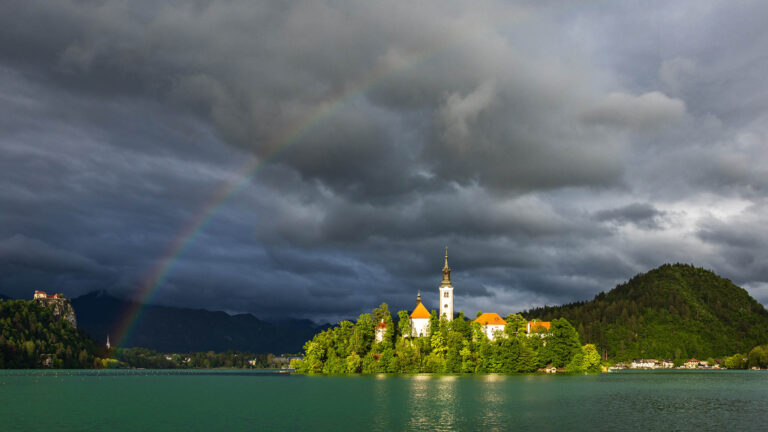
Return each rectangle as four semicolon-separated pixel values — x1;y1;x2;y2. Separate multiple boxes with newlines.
377;320;387;329
474;313;506;326
410;302;431;319
528;321;551;331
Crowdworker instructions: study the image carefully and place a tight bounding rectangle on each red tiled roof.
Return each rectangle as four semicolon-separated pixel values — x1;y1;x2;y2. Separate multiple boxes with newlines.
474;313;506;326
528;321;551;331
410;302;430;319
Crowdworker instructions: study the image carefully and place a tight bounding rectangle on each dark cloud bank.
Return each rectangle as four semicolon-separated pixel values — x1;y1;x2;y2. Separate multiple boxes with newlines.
1;0;768;322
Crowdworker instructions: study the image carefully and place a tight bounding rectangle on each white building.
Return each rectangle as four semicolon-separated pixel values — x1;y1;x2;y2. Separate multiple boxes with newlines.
630;359;659;369
410;292;431;337
438;248;454;321
474;313;507;340
375;319;387;343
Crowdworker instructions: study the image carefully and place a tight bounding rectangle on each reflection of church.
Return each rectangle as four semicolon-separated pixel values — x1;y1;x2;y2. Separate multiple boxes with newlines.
409;249;454;337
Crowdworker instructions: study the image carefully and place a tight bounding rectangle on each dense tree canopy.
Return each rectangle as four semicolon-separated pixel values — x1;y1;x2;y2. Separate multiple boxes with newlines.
291;303;593;374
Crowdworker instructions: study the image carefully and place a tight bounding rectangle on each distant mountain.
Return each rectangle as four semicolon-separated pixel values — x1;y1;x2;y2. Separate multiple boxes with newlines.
72;291;326;354
523;263;768;361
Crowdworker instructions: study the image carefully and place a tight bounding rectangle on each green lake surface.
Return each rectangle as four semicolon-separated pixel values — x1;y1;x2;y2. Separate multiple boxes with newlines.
1;369;767;431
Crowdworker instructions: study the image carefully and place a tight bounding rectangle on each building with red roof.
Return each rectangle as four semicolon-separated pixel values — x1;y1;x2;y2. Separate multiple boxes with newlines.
474;313;507;340
526;321;551;336
409;292;431;337
375;319;387;343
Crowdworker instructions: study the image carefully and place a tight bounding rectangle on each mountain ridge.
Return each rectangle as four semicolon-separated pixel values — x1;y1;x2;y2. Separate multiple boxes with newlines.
69;290;328;354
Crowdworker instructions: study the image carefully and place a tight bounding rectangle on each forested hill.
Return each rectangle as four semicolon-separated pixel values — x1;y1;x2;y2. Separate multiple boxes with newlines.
523;264;768;361
0;299;104;368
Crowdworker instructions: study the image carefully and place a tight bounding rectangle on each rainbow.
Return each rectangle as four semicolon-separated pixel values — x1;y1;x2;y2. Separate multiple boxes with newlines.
111;46;446;347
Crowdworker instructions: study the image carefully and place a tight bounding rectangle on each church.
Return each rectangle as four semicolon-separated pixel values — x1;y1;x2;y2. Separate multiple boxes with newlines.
408;248;455;337
404;249;548;341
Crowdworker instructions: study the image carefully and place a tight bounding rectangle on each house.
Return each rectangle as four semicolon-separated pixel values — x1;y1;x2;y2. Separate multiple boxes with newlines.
630;359;659;369
662;359;674;369
33;290;61;299
684;358;699;369
526;321;551;337
40;354;53;368
474;313;507;341
375;319;387;342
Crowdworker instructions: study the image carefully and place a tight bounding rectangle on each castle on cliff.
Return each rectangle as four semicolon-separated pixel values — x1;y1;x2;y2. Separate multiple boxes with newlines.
32;290;77;328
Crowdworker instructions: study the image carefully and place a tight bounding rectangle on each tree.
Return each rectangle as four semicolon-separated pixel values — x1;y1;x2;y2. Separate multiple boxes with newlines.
504;313;527;336
397;310;412;338
724;353;747;369
351;313;375;356
540;318;582;368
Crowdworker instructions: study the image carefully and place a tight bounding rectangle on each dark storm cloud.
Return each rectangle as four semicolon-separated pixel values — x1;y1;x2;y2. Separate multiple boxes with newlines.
2;0;768;321
594;203;666;230
0;234;106;274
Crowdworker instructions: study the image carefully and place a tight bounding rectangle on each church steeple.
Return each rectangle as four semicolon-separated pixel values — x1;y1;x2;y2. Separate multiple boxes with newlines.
438;247;455;321
442;246;451;284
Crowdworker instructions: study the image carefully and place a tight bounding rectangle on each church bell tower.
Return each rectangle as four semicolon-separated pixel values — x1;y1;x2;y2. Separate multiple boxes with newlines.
438;247;454;321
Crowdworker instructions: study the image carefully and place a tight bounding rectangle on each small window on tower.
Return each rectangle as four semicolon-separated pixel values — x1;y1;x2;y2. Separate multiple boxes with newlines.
444;292;449;298
444;304;448;309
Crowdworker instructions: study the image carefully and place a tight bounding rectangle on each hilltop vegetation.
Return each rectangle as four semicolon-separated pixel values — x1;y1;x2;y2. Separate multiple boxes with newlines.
0;299;104;368
524;264;768;361
291;304;601;374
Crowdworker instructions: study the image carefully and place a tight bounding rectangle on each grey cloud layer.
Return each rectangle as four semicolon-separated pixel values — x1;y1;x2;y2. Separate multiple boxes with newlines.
1;0;768;320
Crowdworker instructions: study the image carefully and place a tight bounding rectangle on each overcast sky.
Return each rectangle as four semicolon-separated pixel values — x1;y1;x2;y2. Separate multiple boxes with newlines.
1;0;767;322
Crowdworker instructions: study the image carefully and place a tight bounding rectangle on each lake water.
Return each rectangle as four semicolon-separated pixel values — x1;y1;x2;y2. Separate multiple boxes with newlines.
1;369;766;431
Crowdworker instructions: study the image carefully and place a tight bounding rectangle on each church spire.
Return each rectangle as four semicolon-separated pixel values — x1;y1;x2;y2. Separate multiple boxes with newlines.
442;246;451;284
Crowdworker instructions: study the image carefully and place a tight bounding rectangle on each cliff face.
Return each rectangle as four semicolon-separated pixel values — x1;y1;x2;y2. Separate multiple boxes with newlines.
33;298;77;328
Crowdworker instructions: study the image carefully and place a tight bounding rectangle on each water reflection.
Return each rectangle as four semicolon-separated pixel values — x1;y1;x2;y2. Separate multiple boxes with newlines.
373;374;391;430
407;375;431;430
434;376;458;430
478;375;506;431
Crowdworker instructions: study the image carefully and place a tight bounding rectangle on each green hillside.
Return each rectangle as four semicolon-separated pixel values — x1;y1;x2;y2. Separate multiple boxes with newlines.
523;264;768;361
0;299;104;368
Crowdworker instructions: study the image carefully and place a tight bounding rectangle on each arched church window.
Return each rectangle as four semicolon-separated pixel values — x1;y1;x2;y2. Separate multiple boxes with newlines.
444;304;448;309
444;292;449;298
